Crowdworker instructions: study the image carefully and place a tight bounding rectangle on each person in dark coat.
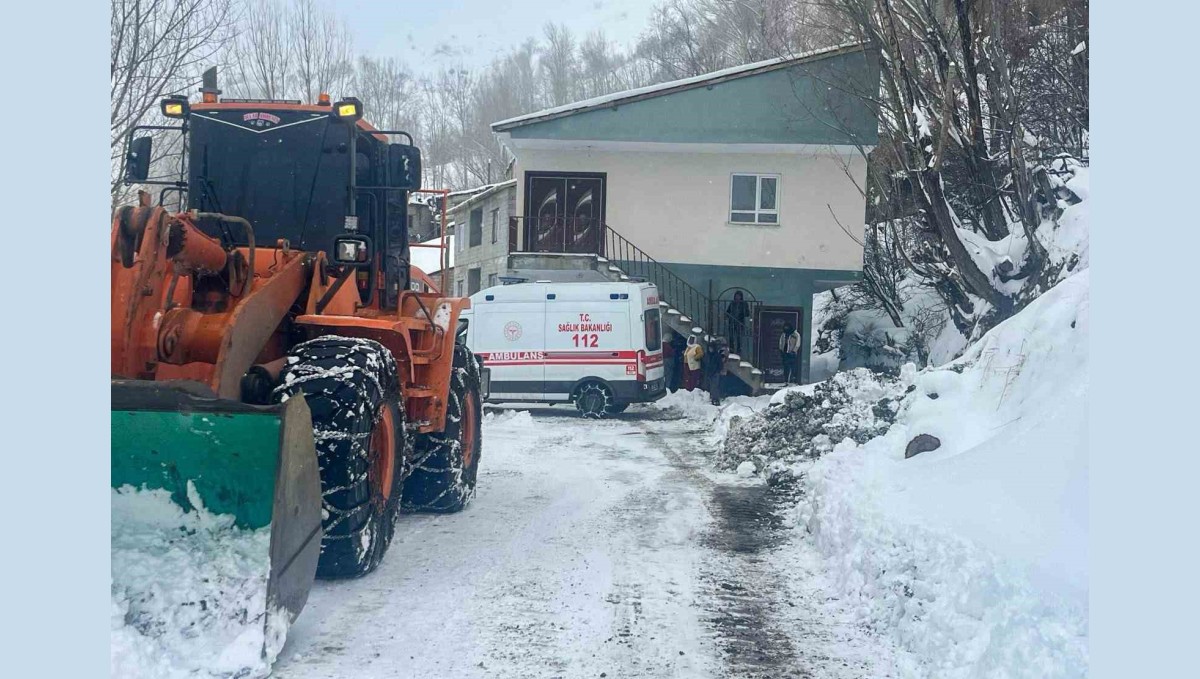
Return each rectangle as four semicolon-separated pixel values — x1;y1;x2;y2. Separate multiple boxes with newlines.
670;332;689;392
725;291;750;356
703;337;730;405
661;332;677;393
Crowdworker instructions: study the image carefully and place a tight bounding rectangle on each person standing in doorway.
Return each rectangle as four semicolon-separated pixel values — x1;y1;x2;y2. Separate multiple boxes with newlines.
779;323;801;385
725;291;749;356
683;335;704;391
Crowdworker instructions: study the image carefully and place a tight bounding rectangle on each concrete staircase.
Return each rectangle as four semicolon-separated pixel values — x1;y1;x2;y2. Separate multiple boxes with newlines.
505;252;768;395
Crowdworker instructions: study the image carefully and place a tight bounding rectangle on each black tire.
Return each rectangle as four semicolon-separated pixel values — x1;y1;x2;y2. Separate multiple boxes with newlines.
403;344;482;513
574;380;614;419
605;402;630;415
273;336;408;579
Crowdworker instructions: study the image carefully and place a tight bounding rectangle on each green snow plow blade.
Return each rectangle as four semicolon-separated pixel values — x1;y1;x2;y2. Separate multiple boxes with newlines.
111;379;322;624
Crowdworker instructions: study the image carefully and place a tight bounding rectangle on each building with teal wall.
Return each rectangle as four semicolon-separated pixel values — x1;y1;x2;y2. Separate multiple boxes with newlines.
493;43;880;383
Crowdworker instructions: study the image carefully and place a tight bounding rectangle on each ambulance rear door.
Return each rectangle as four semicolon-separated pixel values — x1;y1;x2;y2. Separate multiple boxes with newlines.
473;290;546;401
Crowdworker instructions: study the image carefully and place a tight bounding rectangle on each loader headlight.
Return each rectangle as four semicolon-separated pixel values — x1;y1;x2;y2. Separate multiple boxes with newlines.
160;96;189;119
332;235;371;265
332;98;363;122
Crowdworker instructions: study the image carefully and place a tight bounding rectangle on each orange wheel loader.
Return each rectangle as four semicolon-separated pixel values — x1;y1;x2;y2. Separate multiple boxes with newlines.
111;68;488;660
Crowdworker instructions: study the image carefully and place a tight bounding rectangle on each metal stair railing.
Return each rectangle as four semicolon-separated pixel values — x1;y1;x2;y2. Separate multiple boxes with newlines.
506;216;768;390
602;225;713;335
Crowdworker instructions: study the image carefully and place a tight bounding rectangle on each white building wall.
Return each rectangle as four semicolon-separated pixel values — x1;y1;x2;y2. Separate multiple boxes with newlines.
511;144;866;272
451;184;516;296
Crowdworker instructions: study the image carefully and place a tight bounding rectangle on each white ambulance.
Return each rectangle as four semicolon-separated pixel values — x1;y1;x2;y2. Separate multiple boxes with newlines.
461;280;666;417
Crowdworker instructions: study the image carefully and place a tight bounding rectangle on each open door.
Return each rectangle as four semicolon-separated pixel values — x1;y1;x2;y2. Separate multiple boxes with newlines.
755;306;803;383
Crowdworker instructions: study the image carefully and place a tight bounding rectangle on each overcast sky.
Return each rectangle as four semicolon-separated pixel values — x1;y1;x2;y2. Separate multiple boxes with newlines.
338;0;657;74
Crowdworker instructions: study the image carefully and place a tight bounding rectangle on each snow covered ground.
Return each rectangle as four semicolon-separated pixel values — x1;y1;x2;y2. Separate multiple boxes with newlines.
111;485;288;679
263;403;914;678
112;285;1087;678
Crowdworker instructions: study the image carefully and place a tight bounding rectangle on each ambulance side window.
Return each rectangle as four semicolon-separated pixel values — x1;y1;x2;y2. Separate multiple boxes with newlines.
644;309;661;349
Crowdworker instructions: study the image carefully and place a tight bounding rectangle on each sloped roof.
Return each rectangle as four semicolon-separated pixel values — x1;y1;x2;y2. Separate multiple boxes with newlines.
492;42;867;132
447;179;517;214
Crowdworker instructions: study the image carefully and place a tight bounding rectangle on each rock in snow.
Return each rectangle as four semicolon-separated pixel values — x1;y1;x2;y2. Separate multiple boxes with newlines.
735;460;756;478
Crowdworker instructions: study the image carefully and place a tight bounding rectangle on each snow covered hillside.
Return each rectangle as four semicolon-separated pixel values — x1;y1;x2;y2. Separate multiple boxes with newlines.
722;173;1090;677
813;158;1089;378
798;272;1088;678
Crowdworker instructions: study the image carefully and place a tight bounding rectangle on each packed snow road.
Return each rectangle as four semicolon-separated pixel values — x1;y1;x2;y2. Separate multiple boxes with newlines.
272;402;908;679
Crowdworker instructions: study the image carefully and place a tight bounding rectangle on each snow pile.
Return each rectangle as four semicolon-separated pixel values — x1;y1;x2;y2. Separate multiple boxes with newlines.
111;485;287;679
652;389;772;444
799;272;1089;678
482;408;535;429
720;368;906;476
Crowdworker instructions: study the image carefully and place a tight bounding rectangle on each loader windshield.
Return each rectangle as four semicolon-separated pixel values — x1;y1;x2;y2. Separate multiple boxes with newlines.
186;107;372;251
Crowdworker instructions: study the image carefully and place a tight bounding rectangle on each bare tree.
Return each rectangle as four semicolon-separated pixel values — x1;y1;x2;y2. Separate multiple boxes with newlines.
354;55;418;132
230;0;291;99
288;0;353;103
540;23;579;106
818;0;1087;337
110;0;236;206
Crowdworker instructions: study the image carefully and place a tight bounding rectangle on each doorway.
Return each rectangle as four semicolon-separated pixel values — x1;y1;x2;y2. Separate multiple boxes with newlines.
523;171;606;254
755;306;803;383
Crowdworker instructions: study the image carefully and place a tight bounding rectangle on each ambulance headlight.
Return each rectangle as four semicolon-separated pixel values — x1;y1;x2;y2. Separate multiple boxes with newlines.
332;235;371;265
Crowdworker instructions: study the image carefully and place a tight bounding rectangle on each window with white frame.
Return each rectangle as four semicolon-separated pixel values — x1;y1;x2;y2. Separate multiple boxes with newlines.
730;174;779;224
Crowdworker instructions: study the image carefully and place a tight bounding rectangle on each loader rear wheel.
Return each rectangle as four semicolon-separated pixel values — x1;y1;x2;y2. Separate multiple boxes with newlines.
274;336;408;579
403;344;482;513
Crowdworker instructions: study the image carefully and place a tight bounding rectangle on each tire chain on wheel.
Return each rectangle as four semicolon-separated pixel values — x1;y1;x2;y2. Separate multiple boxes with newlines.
402;344;483;513
575;381;614;419
273;336;410;578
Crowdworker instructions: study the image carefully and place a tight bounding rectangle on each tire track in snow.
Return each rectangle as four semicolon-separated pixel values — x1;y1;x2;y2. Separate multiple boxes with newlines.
644;426;806;678
645;420;906;679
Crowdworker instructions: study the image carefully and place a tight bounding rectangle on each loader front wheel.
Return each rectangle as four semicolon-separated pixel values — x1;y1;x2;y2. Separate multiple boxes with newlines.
274;337;408;579
403;344;482;513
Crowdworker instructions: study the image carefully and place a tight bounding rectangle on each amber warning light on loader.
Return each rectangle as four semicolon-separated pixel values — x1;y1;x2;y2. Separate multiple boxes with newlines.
160;96;189;119
333;98;363;122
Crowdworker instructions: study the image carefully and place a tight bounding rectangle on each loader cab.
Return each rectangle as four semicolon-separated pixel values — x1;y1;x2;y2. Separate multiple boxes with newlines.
124;69;423;309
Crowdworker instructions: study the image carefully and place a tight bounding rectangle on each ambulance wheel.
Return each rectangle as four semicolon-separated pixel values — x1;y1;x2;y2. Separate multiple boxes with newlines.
575;381;614;419
605;402;629;415
274;336;407;579
403;344;482;513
